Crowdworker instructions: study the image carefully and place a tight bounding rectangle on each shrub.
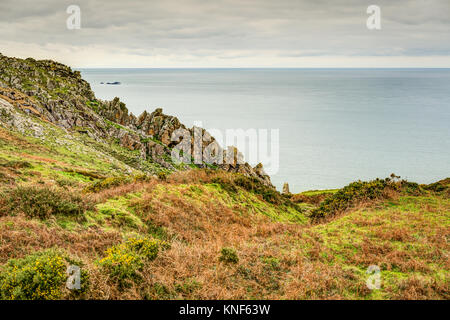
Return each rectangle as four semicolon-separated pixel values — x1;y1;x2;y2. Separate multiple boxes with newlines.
0;186;92;219
213;175;285;205
126;237;162;260
84;176;131;193
211;177;238;193
55;178;77;188
98;237;167;286
98;245;143;285
0;250;89;300
175;278;202;295
262;256;281;271
235;176;280;203
133;173;152;183
400;181;424;196
156;171;167;181
146;221;171;241
424;178;449;194
425;182;446;193
0;160;33;169
219;247;239;264
310;178;399;220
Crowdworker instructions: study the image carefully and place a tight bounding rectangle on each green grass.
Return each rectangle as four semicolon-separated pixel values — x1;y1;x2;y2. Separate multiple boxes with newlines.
148;182;309;224
95;194;145;230
300;189;338;196
307;194;450;299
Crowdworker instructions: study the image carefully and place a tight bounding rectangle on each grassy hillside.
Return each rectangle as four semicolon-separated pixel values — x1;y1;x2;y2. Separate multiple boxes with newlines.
0;125;448;299
0;54;448;300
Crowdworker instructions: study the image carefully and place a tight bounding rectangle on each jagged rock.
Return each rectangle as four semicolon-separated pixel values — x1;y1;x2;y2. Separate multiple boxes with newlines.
99;97;130;126
137;108;184;146
282;183;290;195
0;53;274;187
119;130;142;151
0;97;45;137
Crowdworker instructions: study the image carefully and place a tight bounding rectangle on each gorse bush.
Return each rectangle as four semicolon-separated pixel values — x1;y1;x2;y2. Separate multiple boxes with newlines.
99;245;142;285
0;251;66;300
219;247;239;264
400;181;424;196
212;175;291;206
98;237;168;286
0;186;92;219
310;178;399;220
157;171;167;181
126;237;165;260
424;178;450;194
234;176;282;204
0;250;88;300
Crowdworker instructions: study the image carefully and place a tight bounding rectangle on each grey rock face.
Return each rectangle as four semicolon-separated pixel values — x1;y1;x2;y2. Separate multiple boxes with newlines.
0;53;274;187
282;183;290;195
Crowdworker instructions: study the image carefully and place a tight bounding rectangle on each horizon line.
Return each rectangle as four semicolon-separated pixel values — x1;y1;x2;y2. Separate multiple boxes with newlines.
75;66;450;69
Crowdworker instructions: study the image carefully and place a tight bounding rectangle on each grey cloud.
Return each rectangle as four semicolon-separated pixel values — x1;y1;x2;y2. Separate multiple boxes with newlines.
1;0;449;65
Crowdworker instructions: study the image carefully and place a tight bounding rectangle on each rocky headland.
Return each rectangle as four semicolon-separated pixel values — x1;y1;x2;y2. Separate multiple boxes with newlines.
0;52;271;186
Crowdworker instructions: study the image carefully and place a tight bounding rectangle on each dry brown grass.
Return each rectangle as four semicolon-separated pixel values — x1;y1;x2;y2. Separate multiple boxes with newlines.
390;276;449;300
0;167;448;300
133;186;267;243
0;127;46;152
0;216;121;263
87;179;158;204
166;169;222;185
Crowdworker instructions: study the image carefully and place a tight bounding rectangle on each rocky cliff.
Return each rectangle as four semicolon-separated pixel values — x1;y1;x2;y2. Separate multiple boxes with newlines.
0;53;272;186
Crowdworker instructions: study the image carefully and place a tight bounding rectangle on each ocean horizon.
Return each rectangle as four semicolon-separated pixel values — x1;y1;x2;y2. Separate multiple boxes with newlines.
79;68;450;193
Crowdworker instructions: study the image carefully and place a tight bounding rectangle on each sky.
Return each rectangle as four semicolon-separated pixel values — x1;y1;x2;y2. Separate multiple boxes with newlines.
1;0;450;68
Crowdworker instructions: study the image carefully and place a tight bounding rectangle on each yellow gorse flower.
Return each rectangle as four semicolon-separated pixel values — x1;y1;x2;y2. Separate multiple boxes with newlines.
98;237;167;283
0;251;68;300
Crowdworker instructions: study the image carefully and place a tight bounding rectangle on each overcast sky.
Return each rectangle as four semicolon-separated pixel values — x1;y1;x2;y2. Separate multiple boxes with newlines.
1;0;450;67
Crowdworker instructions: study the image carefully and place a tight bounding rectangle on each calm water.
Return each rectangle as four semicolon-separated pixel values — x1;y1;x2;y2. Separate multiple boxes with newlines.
79;68;450;193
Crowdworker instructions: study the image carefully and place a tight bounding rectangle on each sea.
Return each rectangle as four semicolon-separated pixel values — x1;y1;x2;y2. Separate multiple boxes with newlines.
78;68;450;193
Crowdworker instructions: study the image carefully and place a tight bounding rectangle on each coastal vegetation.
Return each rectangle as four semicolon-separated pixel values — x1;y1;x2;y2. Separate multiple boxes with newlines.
0;53;448;300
